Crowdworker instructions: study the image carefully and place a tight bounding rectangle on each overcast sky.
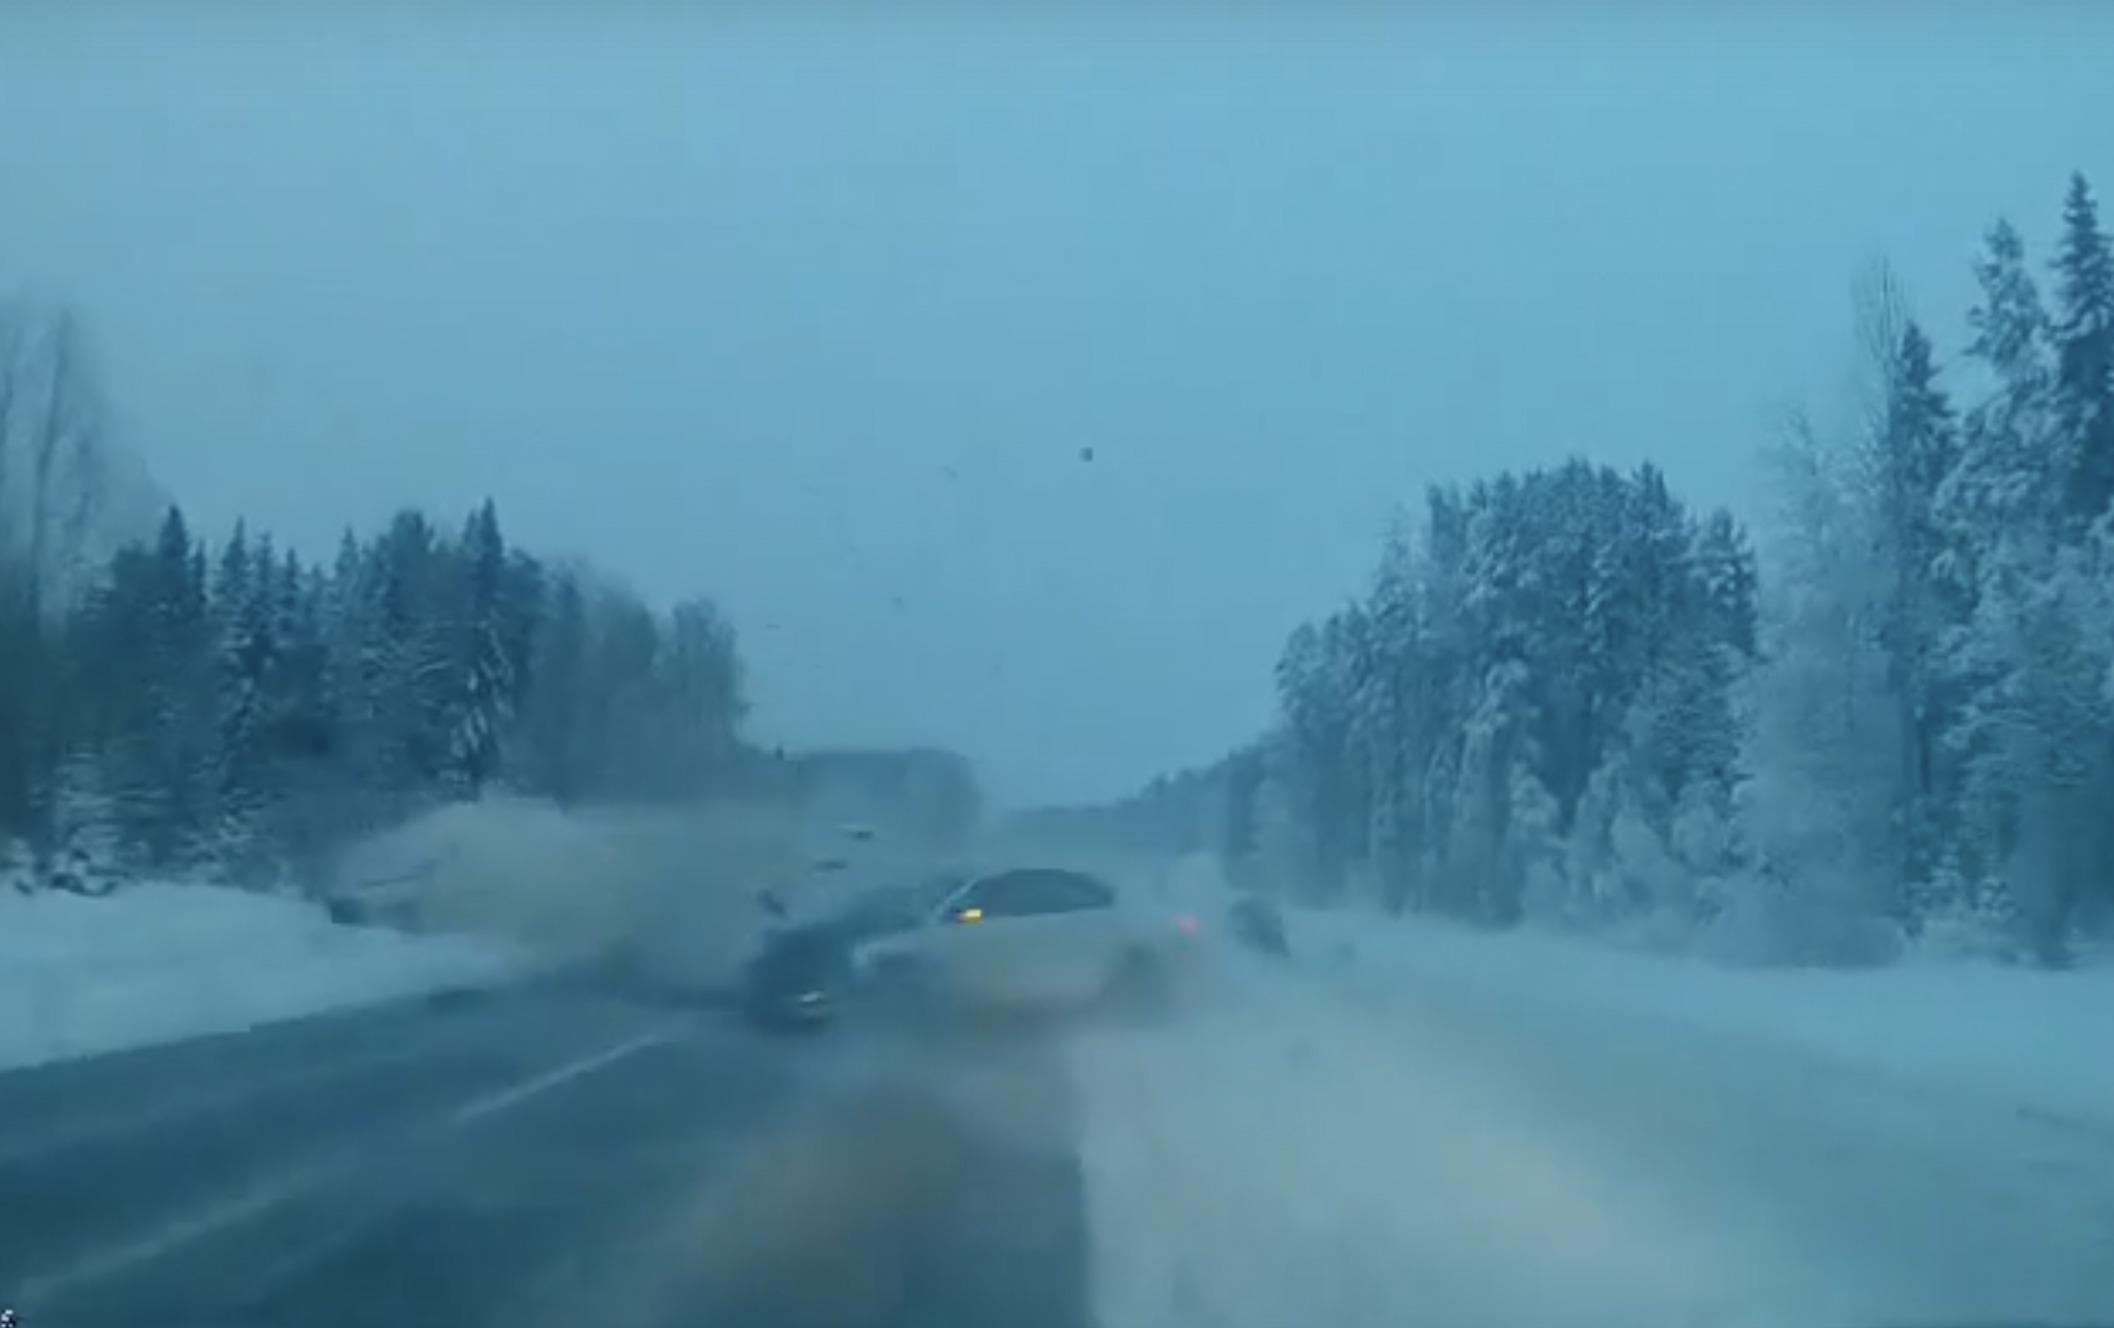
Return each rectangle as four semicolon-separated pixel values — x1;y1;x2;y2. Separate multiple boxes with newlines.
3;4;2110;806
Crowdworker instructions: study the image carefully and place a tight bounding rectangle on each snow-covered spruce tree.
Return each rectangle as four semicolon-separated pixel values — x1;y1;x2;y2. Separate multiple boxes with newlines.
1931;180;2114;963
79;506;217;872
1273;609;1367;902
1358;526;1428;913
1253;461;1753;932
259;548;339;885
211;522;277;870
2051;173;2114;527
1870;321;1966;902
1945;521;2114;964
447;499;515;794
517;570;587;804
1929;216;2061;953
364;510;458;805
1555;468;1754;937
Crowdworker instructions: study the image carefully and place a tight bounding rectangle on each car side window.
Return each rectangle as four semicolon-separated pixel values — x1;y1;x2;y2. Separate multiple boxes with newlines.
957;869;1113;918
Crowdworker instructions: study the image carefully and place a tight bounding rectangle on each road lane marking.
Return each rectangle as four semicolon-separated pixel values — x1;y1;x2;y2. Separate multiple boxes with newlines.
0;1037;474;1170
20;1159;340;1303
449;1029;680;1125
20;1025;685;1306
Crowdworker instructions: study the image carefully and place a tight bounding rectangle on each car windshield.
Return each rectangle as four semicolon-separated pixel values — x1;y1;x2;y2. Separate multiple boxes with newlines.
5;8;2114;1328
960;870;1115;918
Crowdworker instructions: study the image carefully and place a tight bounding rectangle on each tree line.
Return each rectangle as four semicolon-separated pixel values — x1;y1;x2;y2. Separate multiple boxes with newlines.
1092;172;2114;967
1;311;749;892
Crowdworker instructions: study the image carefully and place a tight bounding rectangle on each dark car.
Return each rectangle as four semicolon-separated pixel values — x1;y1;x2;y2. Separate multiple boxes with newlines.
740;923;855;1029
738;875;961;1030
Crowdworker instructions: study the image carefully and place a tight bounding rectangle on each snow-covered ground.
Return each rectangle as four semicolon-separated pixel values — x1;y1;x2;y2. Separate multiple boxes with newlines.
1069;906;2114;1328
1292;908;2114;1127
0;884;523;1072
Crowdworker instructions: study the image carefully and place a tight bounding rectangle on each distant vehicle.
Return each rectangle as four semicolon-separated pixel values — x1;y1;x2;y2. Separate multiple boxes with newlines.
839;822;878;842
851;867;1198;1013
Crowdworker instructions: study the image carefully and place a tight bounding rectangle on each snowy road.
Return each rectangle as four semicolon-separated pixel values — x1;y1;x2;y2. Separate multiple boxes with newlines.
9;936;2114;1328
0;984;1090;1328
1075;942;2114;1328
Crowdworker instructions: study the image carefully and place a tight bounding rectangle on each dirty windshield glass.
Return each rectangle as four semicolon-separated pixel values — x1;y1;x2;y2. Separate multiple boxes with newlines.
3;7;2113;1328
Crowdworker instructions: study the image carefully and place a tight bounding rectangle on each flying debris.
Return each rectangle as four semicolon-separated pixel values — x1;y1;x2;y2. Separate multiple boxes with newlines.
1079;446;1095;463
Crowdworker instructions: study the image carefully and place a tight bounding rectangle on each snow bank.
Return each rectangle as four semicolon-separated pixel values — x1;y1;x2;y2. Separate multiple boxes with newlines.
1286;906;2114;1127
0;883;521;1071
1071;953;1851;1328
1071;924;2114;1327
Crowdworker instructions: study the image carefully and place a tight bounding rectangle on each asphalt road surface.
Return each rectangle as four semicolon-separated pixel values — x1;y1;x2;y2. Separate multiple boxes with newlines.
0;981;1092;1328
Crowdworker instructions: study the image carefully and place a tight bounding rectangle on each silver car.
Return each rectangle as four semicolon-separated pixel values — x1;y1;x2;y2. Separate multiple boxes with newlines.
852;867;1196;1011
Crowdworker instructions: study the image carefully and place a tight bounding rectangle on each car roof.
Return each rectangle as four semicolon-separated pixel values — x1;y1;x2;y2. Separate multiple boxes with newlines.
941;866;1116;907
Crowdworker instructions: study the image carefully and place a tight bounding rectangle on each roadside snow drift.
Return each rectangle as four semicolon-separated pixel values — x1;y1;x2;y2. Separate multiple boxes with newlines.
0;884;521;1071
1069;905;2114;1328
1288;907;2114;1127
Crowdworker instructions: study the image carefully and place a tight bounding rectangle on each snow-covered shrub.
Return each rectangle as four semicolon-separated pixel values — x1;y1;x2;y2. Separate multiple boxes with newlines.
1695;864;1905;968
1913;885;2025;964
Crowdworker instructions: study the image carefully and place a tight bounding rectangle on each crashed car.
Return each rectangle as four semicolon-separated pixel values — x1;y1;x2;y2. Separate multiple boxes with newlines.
851;866;1200;1014
738;873;960;1029
739;922;856;1029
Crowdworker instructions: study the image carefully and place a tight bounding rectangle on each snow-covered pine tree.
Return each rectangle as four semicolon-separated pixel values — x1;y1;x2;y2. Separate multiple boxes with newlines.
2051;174;2114;526
1449;656;1537;925
1936;217;2061;929
448;499;514;793
216;527;283;872
1937;185;2114;962
256;548;339;885
1870;322;1964;899
1945;521;2114;964
1938;218;2058;607
1271;608;1368;900
519;570;586;803
1358;527;1422;910
210;522;253;813
90;507;216;869
368;509;456;799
